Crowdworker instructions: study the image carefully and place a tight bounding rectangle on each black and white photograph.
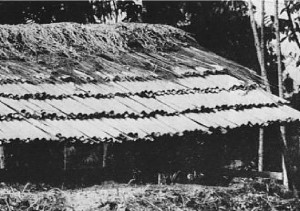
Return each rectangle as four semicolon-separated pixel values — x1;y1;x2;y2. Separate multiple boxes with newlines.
0;0;300;210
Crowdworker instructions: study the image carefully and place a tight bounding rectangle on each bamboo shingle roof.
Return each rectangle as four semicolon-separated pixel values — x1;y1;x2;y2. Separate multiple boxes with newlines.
0;22;299;144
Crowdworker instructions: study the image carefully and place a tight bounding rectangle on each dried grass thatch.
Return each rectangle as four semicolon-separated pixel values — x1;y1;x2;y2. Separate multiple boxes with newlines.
0;22;263;85
0;22;195;60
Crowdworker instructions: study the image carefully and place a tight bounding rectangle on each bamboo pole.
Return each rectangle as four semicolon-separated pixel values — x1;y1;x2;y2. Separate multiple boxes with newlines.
280;126;289;188
261;0;266;83
275;1;283;98
258;128;264;171
158;173;162;185
102;143;108;168
282;154;288;186
249;0;270;172
62;144;68;186
63;144;67;172
0;143;5;169
257;0;267;173
299;137;300;157
274;0;289;189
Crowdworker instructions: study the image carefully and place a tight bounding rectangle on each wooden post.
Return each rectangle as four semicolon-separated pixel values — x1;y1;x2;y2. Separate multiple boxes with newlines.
0;143;5;169
63;144;67;172
299;137;300;157
158;173;162;185
279;126;289;188
102;143;108;168
258;128;264;172
282;154;289;187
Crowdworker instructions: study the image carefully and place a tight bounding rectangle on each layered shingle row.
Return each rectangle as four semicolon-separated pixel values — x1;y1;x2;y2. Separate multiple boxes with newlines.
0;72;298;143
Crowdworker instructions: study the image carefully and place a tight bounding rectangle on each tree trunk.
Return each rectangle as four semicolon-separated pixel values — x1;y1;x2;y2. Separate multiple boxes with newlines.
257;0;267;173
248;0;271;93
274;0;291;190
249;0;270;173
275;0;283;98
261;0;266;88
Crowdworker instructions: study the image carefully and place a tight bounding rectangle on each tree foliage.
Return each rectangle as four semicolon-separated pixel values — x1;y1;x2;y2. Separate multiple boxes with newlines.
142;1;259;71
0;1;142;24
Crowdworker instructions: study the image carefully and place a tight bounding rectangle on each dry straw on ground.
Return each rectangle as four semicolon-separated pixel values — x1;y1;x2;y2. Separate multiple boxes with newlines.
0;179;299;211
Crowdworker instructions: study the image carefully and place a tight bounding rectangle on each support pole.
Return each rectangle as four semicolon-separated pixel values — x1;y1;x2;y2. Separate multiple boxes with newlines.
102;143;108;168
258;128;264;172
0;143;5;169
63;144;67;172
158;173;162;185
299;137;300;157
280;126;289;188
282;154;288;187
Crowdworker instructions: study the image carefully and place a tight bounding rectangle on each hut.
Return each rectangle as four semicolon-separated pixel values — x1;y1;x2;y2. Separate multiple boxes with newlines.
0;22;299;184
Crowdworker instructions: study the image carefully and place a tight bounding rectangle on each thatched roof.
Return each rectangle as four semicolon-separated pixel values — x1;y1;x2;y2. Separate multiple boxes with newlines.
0;22;299;144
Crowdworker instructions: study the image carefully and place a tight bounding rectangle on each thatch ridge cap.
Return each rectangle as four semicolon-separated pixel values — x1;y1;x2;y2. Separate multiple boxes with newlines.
0;22;195;52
